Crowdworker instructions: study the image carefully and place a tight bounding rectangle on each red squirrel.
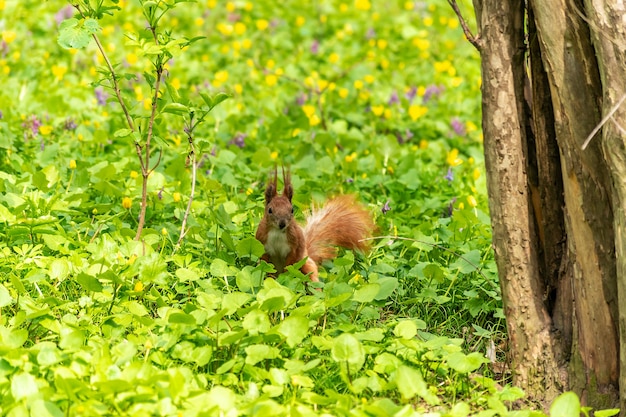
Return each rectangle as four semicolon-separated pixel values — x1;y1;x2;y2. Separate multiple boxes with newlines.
255;168;375;282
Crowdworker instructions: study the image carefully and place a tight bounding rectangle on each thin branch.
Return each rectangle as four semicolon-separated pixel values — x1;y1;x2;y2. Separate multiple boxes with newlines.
581;93;626;150
447;0;481;50
611;116;626;137
177;134;197;247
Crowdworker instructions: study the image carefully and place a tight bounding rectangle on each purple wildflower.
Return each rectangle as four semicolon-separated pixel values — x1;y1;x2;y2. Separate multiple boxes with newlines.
230;132;247;148
447;197;457;217
310;39;319;54
64;118;77;131
365;28;376;40
423;84;444;103
396;129;414;144
381;200;391;215
451;117;466;136
346;177;354;183
296;92;308;106
388;91;400;105
54;5;74;25
445;167;454;182
22;115;42;138
158;188;164;200
95;87;108;106
0;110;3;119
405;86;417;102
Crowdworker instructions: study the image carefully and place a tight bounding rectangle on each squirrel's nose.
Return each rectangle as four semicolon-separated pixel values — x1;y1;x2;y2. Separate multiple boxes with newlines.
278;220;287;229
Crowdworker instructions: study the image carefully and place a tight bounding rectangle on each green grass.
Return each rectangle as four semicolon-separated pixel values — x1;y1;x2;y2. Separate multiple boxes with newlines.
0;0;531;415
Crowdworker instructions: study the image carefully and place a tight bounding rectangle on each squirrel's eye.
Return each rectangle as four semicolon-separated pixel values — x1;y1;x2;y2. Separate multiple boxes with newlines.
291;207;294;214
268;207;273;214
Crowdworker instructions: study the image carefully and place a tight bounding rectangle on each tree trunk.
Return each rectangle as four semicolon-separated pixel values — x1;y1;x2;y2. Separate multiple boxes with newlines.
583;0;626;410
463;0;623;409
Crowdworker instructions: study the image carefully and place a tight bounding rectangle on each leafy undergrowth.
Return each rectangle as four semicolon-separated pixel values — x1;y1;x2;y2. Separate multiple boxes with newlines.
0;0;537;415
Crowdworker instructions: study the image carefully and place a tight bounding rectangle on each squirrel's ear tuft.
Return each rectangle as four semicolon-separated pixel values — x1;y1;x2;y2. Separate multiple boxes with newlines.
282;166;294;201
265;167;278;203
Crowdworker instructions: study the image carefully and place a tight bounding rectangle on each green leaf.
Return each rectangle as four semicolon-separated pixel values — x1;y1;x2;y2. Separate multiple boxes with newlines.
393;320;417;340
352;283;380;303
394;365;439;404
57;18;99;49
114;128;133;138
49;259;70;281
278;315;309;348
594;410;621;417
222;292;251;315
450;249;482;274
175;267;200;282
11;372;38;400
168;312;196;325
236;237;265;258
550;392;580;417
331;333;365;373
75;273;103;292
245;344;280;365
446;351;489;374
210;258;238;277
242;309;271;335
162;103;189;115
0;284;14;308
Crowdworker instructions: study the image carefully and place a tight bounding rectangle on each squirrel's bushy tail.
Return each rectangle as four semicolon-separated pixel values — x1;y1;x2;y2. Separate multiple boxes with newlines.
304;195;375;264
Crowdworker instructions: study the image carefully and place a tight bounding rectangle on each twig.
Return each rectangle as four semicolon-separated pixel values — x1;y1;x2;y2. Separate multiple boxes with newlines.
581;93;626;150
177;120;198;247
447;0;481;50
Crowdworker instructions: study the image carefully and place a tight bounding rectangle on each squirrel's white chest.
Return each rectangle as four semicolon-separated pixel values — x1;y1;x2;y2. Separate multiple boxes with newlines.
265;229;291;265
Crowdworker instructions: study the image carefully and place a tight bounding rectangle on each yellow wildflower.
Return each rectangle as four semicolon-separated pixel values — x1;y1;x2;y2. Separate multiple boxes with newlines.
234;22;246;35
2;30;16;44
270;151;278;160
69;160;77;169
173;192;181;203
265;74;278;87
134;281;144;292
338;88;349;99
354;80;363;90
122;197;132;209
295;16;305;27
52;65;67;81
130;171;139;179
39;125;53;136
364;74;375;84
213;70;228;87
355;0;371;11
256;19;269;31
377;39;388;50
345;152;357;163
371;105;384;117
408;104;428;121
446;149;463;167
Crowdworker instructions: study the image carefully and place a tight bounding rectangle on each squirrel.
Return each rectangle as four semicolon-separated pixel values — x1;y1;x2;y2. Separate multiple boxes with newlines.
255;168;376;282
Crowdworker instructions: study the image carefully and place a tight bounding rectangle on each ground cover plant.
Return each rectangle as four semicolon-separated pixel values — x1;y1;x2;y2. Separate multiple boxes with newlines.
0;0;596;415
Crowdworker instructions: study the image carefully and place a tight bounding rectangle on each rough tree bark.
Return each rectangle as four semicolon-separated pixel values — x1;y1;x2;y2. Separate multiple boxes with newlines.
452;0;625;410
